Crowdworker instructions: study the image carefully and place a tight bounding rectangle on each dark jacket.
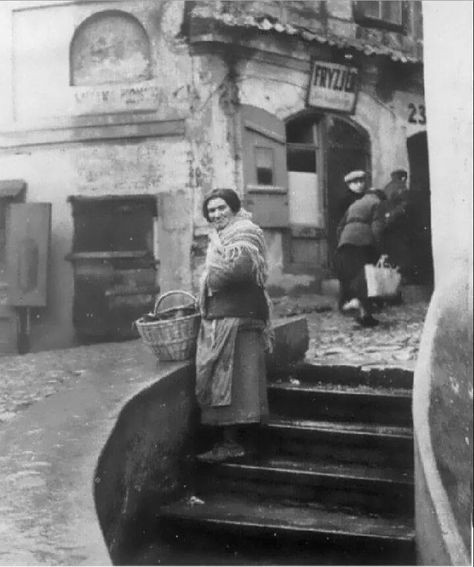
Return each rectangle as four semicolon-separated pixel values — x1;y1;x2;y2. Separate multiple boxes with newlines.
337;190;385;250
338;189;363;218
380;180;410;231
204;252;268;320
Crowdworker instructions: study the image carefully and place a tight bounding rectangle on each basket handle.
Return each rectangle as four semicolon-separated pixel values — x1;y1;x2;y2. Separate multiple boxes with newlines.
153;290;197;315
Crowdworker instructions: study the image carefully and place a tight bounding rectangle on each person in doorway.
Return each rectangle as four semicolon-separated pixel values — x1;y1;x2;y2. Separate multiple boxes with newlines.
337;169;367;218
381;169;412;282
335;170;370;311
334;170;385;327
195;188;273;462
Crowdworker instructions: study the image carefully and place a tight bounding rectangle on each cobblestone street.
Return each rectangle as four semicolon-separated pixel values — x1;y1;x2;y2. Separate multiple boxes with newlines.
0;341;143;427
274;294;428;370
305;301;427;369
0;296;429;427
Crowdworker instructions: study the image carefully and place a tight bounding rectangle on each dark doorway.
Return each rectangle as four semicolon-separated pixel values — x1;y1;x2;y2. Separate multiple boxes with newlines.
407;131;433;285
326;116;371;270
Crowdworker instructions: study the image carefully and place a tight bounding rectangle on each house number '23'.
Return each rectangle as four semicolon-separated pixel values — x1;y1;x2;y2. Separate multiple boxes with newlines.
408;103;426;125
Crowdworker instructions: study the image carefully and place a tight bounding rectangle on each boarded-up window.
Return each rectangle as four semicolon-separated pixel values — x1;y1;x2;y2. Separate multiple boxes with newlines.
72;198;155;253
70;10;152;86
69;196;158;342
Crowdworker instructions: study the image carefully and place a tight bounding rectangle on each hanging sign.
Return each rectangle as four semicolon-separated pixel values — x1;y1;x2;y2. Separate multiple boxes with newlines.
307;60;359;113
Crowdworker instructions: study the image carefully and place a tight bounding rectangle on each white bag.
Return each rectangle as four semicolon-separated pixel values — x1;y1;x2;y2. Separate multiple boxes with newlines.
365;255;402;298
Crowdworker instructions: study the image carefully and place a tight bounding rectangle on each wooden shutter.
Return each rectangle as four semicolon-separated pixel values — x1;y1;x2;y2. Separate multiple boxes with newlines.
6;203;51;307
241;105;289;228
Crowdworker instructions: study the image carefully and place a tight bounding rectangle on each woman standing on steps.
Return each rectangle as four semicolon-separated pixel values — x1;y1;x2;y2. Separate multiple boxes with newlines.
195;188;273;463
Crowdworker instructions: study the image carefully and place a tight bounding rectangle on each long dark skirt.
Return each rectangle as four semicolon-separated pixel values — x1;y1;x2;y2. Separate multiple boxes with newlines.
200;327;268;426
334;244;379;311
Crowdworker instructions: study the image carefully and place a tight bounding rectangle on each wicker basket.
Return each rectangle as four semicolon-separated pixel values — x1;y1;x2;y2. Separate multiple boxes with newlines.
135;290;201;361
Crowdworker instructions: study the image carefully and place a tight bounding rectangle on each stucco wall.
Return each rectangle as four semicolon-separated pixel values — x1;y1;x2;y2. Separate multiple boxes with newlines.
423;5;473;285
413;2;472;564
413;267;472;566
0;1;212;349
0;135;192;349
1;1;191;126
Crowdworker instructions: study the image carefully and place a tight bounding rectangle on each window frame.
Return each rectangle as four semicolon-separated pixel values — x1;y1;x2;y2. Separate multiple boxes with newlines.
255;146;275;186
286;143;318;175
353;1;408;33
69;195;157;256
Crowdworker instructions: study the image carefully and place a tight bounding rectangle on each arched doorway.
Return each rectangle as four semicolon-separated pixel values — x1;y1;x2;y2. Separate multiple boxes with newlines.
325;116;371;267
407;131;433;284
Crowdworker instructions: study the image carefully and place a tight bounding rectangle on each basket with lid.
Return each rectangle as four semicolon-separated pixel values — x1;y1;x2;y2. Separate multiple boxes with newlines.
135;290;201;361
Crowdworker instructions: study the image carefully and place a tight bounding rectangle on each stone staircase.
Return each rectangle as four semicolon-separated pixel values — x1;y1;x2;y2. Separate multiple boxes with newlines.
158;363;415;565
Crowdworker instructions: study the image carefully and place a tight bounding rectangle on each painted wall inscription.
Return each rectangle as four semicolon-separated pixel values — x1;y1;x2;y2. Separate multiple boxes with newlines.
74;139;189;195
72;82;160;113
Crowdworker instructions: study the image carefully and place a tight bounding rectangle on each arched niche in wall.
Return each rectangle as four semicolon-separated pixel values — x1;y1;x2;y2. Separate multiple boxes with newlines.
70;10;152;86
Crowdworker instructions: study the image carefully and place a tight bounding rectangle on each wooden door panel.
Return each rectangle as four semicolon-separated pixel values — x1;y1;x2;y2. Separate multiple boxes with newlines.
241;105;289;228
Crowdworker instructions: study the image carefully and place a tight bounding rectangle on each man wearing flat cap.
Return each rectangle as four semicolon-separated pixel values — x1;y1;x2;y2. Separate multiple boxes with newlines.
337;170;367;218
334;169;385;326
344;169;367;184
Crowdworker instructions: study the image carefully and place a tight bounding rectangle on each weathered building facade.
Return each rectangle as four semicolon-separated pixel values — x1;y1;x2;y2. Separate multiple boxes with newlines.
0;0;428;353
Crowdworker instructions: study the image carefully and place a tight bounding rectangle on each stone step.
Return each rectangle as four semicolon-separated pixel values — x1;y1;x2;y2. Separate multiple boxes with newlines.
195;456;414;517
268;381;412;427
270;363;414;391
159;493;415;565
253;418;413;469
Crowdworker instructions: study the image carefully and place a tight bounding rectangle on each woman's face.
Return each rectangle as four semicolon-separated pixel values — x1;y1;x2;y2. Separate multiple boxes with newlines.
206;197;235;230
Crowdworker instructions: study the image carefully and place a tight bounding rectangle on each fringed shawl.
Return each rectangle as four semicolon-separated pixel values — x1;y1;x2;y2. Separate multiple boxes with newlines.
200;210;268;297
196;210;273;408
